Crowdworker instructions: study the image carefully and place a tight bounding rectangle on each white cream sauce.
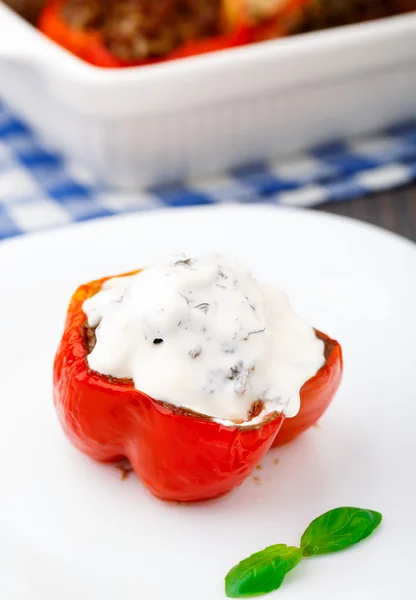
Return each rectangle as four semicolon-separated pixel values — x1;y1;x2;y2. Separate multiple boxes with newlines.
83;254;324;424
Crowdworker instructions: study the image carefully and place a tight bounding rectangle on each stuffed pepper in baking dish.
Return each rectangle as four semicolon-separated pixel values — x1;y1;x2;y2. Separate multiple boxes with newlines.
38;0;416;67
53;254;342;502
37;0;304;66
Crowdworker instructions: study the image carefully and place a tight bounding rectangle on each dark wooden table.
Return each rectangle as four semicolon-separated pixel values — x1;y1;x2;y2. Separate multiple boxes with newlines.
315;183;416;241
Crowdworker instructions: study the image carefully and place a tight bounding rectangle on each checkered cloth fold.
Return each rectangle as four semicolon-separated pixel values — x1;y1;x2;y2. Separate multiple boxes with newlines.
1;100;415;241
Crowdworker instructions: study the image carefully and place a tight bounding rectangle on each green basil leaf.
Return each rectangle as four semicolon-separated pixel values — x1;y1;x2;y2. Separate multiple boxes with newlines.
300;507;382;557
225;544;302;598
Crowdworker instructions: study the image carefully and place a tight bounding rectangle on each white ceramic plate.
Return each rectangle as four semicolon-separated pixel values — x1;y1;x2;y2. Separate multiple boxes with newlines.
1;205;415;600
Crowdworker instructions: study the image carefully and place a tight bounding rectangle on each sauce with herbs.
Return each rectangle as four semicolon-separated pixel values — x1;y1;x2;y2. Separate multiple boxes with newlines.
83;254;324;423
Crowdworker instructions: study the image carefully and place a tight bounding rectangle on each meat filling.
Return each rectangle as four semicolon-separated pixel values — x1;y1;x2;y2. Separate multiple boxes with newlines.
62;0;222;60
61;0;416;60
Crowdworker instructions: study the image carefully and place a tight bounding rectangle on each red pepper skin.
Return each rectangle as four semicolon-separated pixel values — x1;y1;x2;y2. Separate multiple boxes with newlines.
53;275;284;502
38;0;127;68
271;331;342;447
38;0;252;68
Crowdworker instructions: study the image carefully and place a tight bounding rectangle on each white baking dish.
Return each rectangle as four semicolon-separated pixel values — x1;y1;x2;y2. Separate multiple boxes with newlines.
0;2;415;188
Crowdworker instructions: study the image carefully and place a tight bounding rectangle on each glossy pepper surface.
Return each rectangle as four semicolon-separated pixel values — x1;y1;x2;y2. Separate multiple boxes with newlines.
53;273;285;502
272;331;342;447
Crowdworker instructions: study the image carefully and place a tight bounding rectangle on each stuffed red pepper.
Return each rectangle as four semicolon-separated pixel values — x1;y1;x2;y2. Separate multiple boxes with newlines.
53;254;341;501
38;0;416;68
37;0;305;67
37;0;251;67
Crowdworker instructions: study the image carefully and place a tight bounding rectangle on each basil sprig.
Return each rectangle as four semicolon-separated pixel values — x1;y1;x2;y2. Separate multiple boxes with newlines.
225;545;301;598
301;507;382;557
224;507;382;598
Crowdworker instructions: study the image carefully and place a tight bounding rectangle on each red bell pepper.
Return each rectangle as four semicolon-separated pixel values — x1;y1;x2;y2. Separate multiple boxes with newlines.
272;331;343;447
54;273;285;502
38;0;252;68
38;0;127;68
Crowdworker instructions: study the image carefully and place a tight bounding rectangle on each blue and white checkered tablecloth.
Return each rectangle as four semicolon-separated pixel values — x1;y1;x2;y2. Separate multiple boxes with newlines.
1;100;416;241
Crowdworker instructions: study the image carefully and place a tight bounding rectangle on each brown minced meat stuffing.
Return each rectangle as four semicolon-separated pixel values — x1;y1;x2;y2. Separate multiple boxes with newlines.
62;0;416;62
62;0;222;60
